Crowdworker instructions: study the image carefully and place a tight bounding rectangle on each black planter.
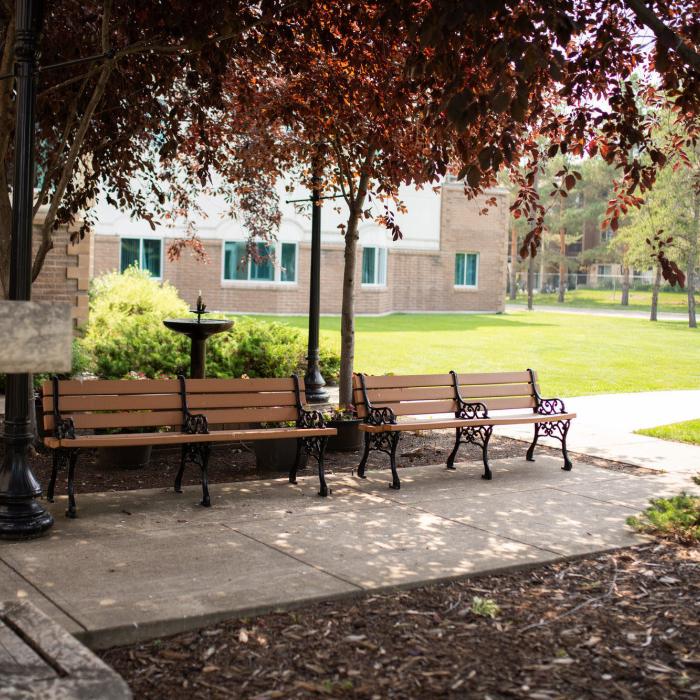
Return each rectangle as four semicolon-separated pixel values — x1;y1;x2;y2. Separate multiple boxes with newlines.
327;419;363;452
254;438;306;474
97;445;153;471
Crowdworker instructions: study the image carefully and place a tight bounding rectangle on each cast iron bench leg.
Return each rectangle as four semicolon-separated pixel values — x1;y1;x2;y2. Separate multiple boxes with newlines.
66;449;79;518
199;444;211;507
47;450;63;503
174;444;187;493
446;428;461;470
481;426;493;480
561;421;573;471
289;438;303;485
357;433;371;479
526;424;539;462
388;432;401;490
317;436;329;497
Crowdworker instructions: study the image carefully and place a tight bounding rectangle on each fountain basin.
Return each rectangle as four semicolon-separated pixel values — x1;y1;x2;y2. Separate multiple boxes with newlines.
163;318;233;339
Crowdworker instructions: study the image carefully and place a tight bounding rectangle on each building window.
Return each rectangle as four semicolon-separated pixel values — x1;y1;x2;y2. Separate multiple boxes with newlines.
120;238;162;278
455;252;479;288
222;241;297;283
361;247;387;286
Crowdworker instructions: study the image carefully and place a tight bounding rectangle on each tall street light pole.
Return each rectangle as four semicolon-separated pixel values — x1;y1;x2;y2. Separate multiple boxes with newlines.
304;154;329;403
0;0;53;539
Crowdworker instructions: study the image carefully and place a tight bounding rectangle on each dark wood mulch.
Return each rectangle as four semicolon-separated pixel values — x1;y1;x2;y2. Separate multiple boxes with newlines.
27;431;657;498
101;541;700;699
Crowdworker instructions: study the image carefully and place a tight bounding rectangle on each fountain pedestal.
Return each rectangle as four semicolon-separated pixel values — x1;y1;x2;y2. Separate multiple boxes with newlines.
163;318;233;379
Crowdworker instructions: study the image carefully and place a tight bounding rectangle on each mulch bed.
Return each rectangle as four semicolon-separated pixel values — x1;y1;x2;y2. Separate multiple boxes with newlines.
25;431;658;497
101;541;700;699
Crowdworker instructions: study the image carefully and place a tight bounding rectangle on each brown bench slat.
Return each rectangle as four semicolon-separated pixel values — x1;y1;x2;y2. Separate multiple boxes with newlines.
354;382;534;405
42;376;301;398
43;390;299;414
357;374;454;389
356;371;532;390
42;378;179;396
44;404;300;431
43;393;181;413
358;411;577;432
357;396;536;419
183;377;300;393
45;425;337;449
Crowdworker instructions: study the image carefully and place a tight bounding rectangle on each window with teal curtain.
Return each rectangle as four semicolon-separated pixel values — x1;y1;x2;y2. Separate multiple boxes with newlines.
455;252;478;286
465;253;478;286
223;241;248;280
120;238;162;277
120;238;140;272
249;243;275;281
362;247;375;284
142;239;162;277
281;242;296;282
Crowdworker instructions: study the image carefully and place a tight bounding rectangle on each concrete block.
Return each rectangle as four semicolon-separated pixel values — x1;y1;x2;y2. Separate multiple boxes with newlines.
0;301;71;373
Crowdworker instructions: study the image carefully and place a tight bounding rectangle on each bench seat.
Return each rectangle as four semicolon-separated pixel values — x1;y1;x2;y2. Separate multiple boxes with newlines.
44;426;337;450
353;370;576;489
358;411;577;433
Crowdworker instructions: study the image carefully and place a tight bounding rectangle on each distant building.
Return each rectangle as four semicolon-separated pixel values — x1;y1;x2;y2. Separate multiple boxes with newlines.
91;181;509;315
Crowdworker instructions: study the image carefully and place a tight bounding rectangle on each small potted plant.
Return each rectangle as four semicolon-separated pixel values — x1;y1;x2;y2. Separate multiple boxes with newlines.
324;404;363;452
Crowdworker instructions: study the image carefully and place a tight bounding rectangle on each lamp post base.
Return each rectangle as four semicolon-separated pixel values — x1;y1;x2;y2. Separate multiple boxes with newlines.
0;429;54;540
304;358;330;404
0;501;53;540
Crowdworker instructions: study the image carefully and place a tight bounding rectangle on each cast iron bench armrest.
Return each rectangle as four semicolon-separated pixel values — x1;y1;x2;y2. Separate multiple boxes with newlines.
534;397;568;416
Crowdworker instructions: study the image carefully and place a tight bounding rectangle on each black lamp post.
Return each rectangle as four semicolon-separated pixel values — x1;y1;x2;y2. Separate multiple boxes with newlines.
0;0;53;539
304;160;330;403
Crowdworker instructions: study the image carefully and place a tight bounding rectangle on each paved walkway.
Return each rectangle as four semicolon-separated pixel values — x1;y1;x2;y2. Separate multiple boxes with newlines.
505;303;689;321
1;454;697;650
500;390;700;475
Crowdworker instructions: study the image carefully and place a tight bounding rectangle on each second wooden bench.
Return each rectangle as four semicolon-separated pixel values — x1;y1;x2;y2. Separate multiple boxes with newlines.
352;369;576;489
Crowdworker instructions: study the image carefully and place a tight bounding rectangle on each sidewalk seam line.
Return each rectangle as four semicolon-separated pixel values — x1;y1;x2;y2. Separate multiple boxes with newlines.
0;554;88;632
228;527;365;591
547;486;647;511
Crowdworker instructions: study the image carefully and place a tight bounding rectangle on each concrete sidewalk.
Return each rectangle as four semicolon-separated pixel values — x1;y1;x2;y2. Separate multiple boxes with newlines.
1;454;696;650
501;390;700;475
504;303;689;321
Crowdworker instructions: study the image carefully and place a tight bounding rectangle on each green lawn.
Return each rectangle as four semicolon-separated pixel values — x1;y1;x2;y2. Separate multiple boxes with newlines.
510;288;698;314
636;419;700;446
252;311;700;397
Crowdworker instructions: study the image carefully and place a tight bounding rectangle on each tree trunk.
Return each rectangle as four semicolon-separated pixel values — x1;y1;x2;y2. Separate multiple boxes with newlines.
338;171;371;407
688;191;699;328
509;227;517;300
621;263;630;306
557;227;566;303
527;253;534;310
650;265;661;322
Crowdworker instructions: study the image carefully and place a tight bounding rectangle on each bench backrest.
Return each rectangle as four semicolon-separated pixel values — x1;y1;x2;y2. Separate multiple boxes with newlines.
352;371;539;418
42;377;307;435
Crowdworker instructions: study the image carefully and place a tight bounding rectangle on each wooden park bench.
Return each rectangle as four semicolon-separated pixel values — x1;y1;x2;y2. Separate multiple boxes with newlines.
352;369;576;489
41;375;336;517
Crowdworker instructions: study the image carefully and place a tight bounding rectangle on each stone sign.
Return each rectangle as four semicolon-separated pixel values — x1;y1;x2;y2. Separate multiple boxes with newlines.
0;301;72;373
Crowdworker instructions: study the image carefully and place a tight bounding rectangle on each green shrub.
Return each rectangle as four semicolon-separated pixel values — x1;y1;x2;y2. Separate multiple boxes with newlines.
87;266;188;336
89;315;189;379
77;270;340;382
627;493;700;544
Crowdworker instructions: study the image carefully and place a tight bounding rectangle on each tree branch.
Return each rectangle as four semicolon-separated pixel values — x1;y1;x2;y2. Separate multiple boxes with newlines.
32;0;114;281
624;0;700;73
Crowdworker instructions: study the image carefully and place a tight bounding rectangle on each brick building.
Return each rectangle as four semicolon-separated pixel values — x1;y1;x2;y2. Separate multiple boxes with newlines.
91;182;509;315
31;206;91;328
